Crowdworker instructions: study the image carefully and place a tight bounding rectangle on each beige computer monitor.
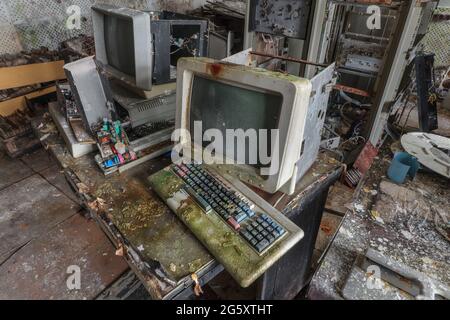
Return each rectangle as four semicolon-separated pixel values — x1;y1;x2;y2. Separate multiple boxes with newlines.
175;57;312;194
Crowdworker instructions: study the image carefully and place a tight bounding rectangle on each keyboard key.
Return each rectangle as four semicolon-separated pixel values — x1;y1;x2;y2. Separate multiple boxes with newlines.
246;209;256;218
227;217;240;230
235;212;248;223
183;185;212;212
240;230;253;242
256;239;270;253
255;234;263;241
218;209;227;217
265;217;274;224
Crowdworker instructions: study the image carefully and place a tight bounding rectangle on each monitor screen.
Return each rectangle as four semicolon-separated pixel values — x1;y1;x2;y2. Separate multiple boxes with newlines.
190;75;282;168
104;14;136;77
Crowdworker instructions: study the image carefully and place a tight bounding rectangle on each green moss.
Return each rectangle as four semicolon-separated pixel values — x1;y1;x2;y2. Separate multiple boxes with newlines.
148;168;282;287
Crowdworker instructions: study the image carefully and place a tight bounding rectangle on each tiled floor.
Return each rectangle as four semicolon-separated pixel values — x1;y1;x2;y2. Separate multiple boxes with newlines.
0;147;128;299
0;150;33;191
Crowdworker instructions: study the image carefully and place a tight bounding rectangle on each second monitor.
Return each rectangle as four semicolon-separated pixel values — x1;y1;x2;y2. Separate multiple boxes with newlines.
92;4;208;95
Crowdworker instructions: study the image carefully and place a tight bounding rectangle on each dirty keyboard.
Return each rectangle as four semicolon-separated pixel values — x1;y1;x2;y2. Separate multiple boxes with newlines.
148;163;304;287
173;163;286;253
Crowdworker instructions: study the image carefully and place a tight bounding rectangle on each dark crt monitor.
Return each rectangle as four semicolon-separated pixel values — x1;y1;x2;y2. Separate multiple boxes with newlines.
103;14;136;78
189;75;282;169
92;4;153;91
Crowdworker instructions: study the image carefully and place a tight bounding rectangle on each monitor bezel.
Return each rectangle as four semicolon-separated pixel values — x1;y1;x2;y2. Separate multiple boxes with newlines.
176;57;312;194
92;4;153;91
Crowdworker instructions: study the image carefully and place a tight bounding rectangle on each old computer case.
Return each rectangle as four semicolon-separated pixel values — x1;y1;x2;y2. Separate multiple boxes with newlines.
149;11;208;85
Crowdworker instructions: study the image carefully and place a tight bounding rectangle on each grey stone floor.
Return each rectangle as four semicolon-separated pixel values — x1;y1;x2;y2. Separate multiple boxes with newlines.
0;146;128;299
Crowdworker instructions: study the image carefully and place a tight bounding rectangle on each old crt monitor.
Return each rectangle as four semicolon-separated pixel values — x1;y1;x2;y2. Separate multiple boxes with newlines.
92;4;208;92
175;57;312;194
92;4;153;91
148;57;308;287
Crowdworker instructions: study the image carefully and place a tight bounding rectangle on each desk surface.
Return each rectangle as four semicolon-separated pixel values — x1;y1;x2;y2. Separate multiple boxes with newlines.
308;146;450;300
32;113;342;299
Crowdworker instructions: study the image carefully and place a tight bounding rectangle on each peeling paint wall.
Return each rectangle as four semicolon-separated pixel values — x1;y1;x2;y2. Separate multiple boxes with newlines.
0;0;208;55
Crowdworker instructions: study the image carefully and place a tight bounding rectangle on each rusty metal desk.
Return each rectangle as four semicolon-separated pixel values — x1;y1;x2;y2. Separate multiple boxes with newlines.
32;113;343;300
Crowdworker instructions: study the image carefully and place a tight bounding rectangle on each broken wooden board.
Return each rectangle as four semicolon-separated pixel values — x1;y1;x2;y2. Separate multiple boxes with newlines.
0;86;57;116
0;214;128;299
1;131;41;158
0;61;66;91
0;174;80;260
325;182;354;216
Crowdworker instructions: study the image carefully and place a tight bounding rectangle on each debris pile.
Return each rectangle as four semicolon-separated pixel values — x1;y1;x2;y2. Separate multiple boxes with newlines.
0;109;34;140
60;35;95;60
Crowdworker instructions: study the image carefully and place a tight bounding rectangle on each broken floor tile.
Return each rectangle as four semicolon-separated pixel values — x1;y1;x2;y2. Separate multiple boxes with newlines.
0;174;80;258
40;165;79;204
0;214;128;299
0;150;33;191
20;148;57;173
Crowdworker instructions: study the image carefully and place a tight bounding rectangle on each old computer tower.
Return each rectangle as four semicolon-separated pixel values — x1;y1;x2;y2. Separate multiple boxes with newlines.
149;11;208;85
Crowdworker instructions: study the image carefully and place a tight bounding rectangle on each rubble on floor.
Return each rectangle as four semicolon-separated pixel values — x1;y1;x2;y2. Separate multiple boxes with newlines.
308;142;450;300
